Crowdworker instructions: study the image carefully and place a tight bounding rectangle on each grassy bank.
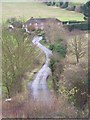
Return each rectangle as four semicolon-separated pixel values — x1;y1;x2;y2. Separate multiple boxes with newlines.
2;2;84;22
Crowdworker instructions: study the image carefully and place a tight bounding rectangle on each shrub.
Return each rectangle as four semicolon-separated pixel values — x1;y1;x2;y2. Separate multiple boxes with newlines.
60;2;63;7
68;24;75;31
62;21;81;25
51;2;55;6
66;5;76;11
6;17;17;24
67;22;90;31
36;30;45;36
49;44;67;58
49;53;64;95
12;21;22;28
7;17;23;28
46;2;52;6
55;2;59;7
75;5;83;13
82;1;90;21
60;2;68;8
27;25;35;31
61;64;88;110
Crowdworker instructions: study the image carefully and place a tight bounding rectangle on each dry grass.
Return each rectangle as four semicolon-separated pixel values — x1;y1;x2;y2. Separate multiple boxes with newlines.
2;94;78;118
2;93;26;118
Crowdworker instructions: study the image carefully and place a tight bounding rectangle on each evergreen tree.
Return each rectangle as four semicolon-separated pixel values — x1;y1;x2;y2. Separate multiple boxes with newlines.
83;1;90;22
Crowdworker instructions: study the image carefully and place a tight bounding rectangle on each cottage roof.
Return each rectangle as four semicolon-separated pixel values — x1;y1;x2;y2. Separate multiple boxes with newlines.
25;18;61;25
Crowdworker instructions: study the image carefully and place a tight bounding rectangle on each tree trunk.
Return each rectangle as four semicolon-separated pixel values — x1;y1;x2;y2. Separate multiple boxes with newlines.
76;55;79;63
6;86;11;98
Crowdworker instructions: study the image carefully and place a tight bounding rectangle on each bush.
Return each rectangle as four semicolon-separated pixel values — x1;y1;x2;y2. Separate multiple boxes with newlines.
12;21;22;28
75;5;83;13
49;44;67;58
61;64;88;110
51;2;55;6
27;25;35;31
79;23;89;30
66;22;90;31
55;2;59;7
66;5;76;11
36;30;45;38
6;17;17;24
82;1;90;20
60;2;68;8
60;2;63;7
46;2;52;6
68;24;75;31
62;21;80;25
49;57;56;72
7;17;23;28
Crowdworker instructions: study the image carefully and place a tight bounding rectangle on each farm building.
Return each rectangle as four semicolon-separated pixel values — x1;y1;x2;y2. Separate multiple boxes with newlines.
23;17;61;33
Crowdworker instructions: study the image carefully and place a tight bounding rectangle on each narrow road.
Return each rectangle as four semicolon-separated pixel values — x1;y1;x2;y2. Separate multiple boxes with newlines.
28;36;52;101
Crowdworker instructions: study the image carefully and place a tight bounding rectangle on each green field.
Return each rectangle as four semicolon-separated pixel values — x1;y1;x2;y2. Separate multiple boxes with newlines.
2;2;85;22
2;0;88;3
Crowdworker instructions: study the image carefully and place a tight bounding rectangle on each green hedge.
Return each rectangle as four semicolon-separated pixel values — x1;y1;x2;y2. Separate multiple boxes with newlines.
46;2;52;6
62;21;81;24
49;44;67;58
64;22;90;31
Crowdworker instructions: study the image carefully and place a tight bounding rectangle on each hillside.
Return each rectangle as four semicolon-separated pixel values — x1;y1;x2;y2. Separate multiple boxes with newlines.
2;2;84;21
1;0;89;118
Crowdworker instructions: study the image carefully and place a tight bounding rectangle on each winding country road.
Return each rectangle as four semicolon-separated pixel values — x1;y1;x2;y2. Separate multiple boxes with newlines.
28;36;52;101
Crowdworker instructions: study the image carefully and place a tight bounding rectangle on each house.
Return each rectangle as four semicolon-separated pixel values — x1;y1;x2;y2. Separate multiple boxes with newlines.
23;17;61;33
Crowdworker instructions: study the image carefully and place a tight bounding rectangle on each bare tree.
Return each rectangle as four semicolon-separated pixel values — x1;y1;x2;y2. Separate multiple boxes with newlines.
44;20;67;45
68;35;87;63
2;26;35;98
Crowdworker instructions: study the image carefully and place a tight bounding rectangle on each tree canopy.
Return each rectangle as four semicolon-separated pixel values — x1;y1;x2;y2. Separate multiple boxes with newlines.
83;1;90;21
